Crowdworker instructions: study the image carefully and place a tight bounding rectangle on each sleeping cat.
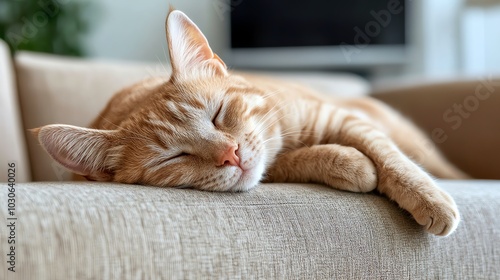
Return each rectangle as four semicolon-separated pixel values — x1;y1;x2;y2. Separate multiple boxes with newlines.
33;10;468;236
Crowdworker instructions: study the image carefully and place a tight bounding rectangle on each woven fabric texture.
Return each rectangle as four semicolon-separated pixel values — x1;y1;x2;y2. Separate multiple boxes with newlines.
1;181;499;279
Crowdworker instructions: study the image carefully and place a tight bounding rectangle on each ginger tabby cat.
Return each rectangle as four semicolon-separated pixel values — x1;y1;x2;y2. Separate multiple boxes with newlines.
33;10;468;236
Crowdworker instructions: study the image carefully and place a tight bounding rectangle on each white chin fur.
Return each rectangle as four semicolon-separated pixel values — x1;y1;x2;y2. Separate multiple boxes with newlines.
230;160;266;192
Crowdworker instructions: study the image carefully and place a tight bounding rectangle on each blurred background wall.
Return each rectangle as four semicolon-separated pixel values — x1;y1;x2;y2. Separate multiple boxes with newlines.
83;0;228;63
2;0;500;81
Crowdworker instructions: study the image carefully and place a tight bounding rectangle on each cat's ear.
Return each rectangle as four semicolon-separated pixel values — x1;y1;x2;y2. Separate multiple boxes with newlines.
31;124;118;181
166;10;227;81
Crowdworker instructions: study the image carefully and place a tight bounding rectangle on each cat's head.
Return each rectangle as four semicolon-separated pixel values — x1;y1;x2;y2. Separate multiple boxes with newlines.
32;10;282;191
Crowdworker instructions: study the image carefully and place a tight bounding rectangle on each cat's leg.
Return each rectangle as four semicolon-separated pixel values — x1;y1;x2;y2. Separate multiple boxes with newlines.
328;109;459;236
265;144;377;192
343;98;469;179
387;116;470;179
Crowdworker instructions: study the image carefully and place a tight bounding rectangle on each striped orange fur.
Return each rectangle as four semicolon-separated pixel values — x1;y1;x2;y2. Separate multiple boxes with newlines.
33;10;468;236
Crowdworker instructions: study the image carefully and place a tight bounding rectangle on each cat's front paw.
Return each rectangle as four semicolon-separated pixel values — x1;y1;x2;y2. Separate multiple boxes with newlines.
410;188;460;236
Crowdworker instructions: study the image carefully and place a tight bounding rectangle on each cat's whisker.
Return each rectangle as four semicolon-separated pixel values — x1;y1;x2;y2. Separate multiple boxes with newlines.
100;116;150;142
155;43;172;77
256;108;280;133
265;147;294;154
253;104;290;135
277;126;313;136
254;113;288;136
156;54;169;77
261;89;283;101
262;130;315;145
255;111;310;137
161;44;170;72
254;98;287;126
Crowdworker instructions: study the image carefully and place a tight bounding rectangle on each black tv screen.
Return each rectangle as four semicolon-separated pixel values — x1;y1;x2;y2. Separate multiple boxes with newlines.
231;0;406;48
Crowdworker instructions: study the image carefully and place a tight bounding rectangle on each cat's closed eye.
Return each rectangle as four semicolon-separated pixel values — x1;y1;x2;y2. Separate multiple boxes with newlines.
161;151;190;164
175;152;190;158
211;103;223;128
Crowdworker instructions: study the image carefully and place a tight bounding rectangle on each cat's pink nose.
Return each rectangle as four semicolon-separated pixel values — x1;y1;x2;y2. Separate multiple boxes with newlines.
217;145;240;167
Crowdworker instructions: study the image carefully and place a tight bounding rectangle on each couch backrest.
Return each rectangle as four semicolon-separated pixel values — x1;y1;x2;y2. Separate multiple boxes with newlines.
15;51;369;181
374;81;500;179
0;40;31;182
16;53;163;181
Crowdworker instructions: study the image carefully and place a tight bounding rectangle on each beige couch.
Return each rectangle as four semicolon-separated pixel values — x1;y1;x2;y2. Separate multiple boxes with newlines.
1;39;499;279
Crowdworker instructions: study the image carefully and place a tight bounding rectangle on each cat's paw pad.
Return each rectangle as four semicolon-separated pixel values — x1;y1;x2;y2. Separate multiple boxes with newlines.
411;189;460;236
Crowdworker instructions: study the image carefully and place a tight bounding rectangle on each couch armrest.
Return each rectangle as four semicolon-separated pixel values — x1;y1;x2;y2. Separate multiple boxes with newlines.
0;39;31;182
372;79;500;179
1;181;498;279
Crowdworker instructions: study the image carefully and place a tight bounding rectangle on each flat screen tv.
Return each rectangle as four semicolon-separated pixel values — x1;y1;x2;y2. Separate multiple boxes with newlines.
229;0;409;69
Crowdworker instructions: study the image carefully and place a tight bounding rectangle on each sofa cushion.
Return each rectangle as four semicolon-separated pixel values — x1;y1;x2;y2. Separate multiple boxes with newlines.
0;39;31;182
0;180;498;279
15;51;370;181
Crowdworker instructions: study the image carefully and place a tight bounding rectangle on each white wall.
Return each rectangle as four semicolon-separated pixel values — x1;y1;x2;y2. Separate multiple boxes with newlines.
461;6;500;75
375;0;500;84
410;0;462;77
83;0;500;79
84;0;228;63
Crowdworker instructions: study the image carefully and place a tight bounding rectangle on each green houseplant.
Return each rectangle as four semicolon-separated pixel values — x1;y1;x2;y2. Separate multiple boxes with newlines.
0;0;95;56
